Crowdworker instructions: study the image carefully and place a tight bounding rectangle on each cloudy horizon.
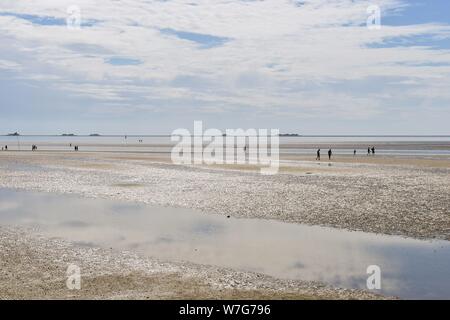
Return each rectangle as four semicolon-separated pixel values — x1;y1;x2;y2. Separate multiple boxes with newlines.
1;0;450;135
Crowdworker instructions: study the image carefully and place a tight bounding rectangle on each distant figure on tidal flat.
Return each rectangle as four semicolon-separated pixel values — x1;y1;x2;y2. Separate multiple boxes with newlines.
354;149;356;156
372;146;375;155
328;149;332;160
5;145;7;151
367;147;371;155
316;148;321;161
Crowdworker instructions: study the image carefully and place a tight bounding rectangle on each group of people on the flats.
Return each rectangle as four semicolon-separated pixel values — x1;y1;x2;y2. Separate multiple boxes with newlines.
1;144;81;151
316;146;375;161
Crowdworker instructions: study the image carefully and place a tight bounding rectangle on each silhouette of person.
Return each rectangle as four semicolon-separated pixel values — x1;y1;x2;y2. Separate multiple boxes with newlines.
5;145;7;151
367;147;371;155
316;148;321;161
354;149;356;156
328;148;332;160
371;146;375;155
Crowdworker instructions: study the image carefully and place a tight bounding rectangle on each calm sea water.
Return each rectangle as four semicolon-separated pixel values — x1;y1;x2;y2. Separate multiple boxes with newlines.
0;135;449;156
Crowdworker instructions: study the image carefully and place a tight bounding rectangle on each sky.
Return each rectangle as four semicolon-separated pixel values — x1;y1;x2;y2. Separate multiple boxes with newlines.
0;0;449;135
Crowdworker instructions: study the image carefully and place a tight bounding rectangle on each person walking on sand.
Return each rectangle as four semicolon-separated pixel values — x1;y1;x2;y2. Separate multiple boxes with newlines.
367;147;371;155
328;148;332;160
354;149;356;156
5;145;7;151
316;148;321;161
371;146;375;155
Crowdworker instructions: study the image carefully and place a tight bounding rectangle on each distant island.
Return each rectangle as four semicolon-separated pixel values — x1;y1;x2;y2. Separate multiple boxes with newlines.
61;133;76;136
279;133;300;137
89;134;101;136
7;132;20;136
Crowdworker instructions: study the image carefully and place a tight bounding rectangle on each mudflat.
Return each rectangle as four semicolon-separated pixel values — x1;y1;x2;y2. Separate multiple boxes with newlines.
0;151;449;240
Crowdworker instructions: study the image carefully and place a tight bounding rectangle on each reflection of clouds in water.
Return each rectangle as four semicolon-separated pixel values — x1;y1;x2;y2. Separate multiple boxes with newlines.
127;242;141;249
121;236;177;250
311;267;371;291
152;236;175;244
59;220;89;228
0;201;21;212
0;190;26;211
73;241;96;248
115;235;126;242
127;236;179;250
284;242;408;293
190;221;224;236
2;188;450;299
0;194;33;221
363;243;450;299
291;261;305;269
109;203;143;215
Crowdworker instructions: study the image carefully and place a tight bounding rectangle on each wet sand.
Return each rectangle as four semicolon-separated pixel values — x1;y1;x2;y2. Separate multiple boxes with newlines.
0;226;383;300
0;150;449;299
0;151;449;240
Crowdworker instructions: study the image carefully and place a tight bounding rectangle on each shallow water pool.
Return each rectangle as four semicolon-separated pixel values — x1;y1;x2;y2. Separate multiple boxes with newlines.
0;188;449;299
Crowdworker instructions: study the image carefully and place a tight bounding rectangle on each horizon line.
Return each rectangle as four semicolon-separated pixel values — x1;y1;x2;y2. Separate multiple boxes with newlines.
1;134;450;138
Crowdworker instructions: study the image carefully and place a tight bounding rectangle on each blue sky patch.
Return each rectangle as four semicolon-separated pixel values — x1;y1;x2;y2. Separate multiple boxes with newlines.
160;28;231;48
105;57;142;66
0;12;97;27
383;0;450;26
367;34;450;50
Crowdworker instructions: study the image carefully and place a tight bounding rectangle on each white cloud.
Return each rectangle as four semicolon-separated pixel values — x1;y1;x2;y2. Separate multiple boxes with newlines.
0;59;21;70
0;0;450;122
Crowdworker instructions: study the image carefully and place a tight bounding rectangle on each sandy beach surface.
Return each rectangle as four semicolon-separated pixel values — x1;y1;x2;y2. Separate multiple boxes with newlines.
0;151;449;240
0;226;382;300
0;150;449;299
